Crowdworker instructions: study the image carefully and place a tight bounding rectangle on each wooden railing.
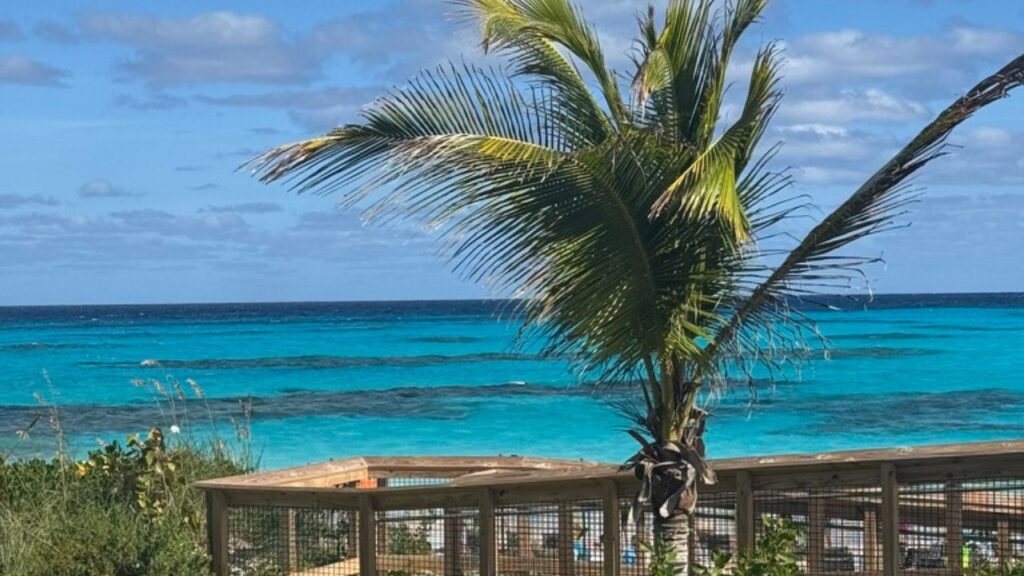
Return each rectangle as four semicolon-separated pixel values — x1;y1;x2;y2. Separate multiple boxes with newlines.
195;441;1024;576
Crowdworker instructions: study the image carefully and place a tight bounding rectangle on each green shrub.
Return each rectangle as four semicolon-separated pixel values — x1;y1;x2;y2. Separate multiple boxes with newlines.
694;516;801;576
0;377;252;576
967;560;1024;576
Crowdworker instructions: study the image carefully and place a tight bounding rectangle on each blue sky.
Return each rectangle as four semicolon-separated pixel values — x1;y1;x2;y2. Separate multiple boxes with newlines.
0;0;1022;305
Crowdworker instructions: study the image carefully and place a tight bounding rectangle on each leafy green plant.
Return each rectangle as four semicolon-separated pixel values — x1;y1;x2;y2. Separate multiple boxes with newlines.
967;560;1024;576
694;516;801;576
387;521;434;555
385;522;434;576
644;536;684;576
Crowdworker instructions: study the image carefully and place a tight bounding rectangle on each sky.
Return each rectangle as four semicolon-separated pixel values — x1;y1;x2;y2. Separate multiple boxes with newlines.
0;0;1022;305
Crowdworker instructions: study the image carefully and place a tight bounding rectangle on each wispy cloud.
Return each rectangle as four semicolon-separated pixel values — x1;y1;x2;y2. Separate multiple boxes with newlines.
0;20;24;41
201;202;283;214
781;24;1023;96
0;55;68;86
77;11;318;87
32;21;79;44
78;179;138;199
0;193;58;209
196;86;381;131
114;92;187;110
307;0;473;81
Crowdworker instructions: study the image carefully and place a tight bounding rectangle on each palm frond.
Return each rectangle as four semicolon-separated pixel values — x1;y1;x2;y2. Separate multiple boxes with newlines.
650;44;782;242
454;0;625;143
704;52;1024;378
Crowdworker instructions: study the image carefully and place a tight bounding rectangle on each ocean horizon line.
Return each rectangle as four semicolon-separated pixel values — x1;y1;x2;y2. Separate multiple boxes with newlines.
1;290;1024;310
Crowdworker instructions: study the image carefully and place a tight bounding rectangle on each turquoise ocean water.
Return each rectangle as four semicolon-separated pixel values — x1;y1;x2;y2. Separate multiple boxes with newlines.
1;294;1023;469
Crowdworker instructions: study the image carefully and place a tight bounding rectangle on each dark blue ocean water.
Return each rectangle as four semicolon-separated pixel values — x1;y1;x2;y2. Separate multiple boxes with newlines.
1;294;1023;468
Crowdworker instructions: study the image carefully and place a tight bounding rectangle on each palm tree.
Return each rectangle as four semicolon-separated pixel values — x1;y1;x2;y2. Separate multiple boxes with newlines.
249;0;1024;571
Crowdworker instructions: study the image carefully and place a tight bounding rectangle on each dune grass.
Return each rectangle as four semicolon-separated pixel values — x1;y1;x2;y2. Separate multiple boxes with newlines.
0;377;253;576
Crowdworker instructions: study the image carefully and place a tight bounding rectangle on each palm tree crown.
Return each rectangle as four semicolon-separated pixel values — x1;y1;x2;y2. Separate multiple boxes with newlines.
250;0;1024;565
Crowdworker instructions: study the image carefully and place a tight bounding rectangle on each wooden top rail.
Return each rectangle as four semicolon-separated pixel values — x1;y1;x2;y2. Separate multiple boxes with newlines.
194;440;1024;510
195;455;605;489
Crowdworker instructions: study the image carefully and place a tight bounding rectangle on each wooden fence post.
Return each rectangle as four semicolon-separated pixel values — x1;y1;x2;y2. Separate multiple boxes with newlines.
359;495;377;576
280;508;300;572
479;489;497;576
206;490;230;576
735;470;755;554
864;509;880;573
444;509;464;576
518;507;533;561
881;463;900;576
946;482;963;575
558;502;576;576
998;521;1011;568
603;480;621;576
807;497;826;574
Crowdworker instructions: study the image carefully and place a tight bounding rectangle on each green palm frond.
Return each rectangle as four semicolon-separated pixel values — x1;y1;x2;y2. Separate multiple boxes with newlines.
646;23;782;243
455;0;626;143
704;52;1024;380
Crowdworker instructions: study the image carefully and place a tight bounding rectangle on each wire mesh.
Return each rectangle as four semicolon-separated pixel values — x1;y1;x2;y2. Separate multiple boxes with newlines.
693;491;737;567
376;506;479;576
209;457;1024;576
619;497;654;575
495;500;604;576
900;479;1024;574
755;485;882;575
227;505;358;576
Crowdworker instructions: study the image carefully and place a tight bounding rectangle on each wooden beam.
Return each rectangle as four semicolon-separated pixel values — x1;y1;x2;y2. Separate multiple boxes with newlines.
807;497;826;574
374;478;387;559
997;520;1011;567
880;463;900;576
206;489;230;576
281;508;299;572
517;506;533;561
864;509;880;573
443;509;463;576
735;470;755;554
603;480;621;576
479;489;497;576
558;502;576;576
945;483;963;575
358;496;377;576
347;510;359;562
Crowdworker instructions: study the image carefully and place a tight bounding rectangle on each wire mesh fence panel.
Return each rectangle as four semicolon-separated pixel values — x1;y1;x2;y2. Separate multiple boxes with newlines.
377;507;479;576
693;491;737;568
619;498;654;576
227;505;290;576
755;485;882;575
293;507;360;575
900;479;1024;574
495;500;604;576
226;505;359;576
200;445;1024;576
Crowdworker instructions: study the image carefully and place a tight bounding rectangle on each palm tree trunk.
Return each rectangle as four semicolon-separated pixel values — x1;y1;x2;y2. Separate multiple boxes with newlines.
654;510;692;574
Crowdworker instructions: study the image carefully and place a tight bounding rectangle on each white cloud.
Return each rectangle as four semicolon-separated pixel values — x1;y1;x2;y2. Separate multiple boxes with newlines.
780;88;930;123
79;11;317;87
201;202;283;214
779;24;1023;97
0;55;67;86
196;87;381;131
78;179;137;199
